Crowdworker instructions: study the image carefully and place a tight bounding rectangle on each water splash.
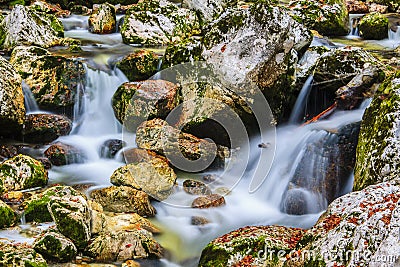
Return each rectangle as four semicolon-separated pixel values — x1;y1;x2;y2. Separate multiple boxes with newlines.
348;14;363;37
22;81;39;114
289;75;313;124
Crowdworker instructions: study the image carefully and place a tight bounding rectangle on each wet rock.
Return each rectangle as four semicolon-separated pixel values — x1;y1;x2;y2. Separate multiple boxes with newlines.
192;193;225;208
367;0;399;12
48;190;91;249
0;56;25;137
359;12;389;40
202;2;312;121
36;157;52;169
0;5;63;50
0;200;16;228
286;182;400;266
22;114;72;144
202;174;218;183
10;46;86;112
199;225;306;267
70;5;92;15
23;185;85;223
289;0;349;36
1;190;24;205
161;36;203;68
0;154;48;193
44;142;84;166
183;179;211;195
136;119;229;170
0;242;48;267
30;0;71;17
120;0;200;45
281;188;308;215
123;260;141;267
116;49;159;82
346;0;369;13
33;230;77;262
123;147;168;164
0;145;18;162
90;186;156;217
191;216;210;225
368;2;389;13
110;159;177;201
112;80;179;132
89;3;116;34
100;139;125;158
86;230;164;262
183;0;233;23
355;71;400;190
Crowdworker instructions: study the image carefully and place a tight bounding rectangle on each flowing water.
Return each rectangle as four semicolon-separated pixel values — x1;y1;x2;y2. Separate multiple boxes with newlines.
22;81;39;114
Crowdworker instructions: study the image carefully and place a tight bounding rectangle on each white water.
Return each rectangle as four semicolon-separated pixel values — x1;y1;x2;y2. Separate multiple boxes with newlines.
22;81;39;114
289;75;313;124
348;14;363;37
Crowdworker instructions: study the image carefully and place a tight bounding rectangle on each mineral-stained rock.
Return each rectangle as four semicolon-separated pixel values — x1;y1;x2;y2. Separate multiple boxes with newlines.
192;194;225;208
116;49;159;82
33;230;77;262
44;142;84;166
88;3;116;34
0;242;48;267
0;200;17;228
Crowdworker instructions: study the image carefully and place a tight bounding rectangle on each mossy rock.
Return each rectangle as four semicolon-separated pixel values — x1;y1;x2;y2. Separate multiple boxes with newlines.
162;37;203;68
0;243;48;267
0;154;48;193
88;3;116;34
359;13;388;40
0;200;17;228
33;230;77;262
116;49;159;81
367;0;400;12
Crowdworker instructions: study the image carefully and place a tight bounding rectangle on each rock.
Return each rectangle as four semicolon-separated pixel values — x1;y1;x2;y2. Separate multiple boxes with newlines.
182;0;233;23
192;193;225;208
289;0;349;36
183;179;211;195
354;71;400;190
346;0;369;13
93;0;139;6
9;46;86;112
368;2;389;13
100;139;125;158
30;0;71;18
70;5;92;15
0;145;18;162
191;216;210;225
98;211;161;234
33;230;77;262
48;191;91;249
112;80;179;132
121;0;200;45
0;200;16;228
44;142;84;166
0;5;63;50
367;0;399;12
136;119;229;170
123;147;168;164
123;260;141;267
281;188;308;215
90;186;156;217
0;56;25;137
0;243;48;267
86;230;164;262
22;114;72;144
23;185;85;223
202;2;312;121
286;182;400;266
161;36;203;68
359;12;389;40
110;159;177;201
199;225;306;267
116;49;159;82
0;154;48;193
88;3;116;34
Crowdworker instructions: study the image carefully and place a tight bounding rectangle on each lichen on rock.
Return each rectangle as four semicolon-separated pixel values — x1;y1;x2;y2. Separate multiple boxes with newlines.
88;3;116;34
359;12;389;40
33;230;77;262
116;49;159;81
0;200;17;228
0;242;48;267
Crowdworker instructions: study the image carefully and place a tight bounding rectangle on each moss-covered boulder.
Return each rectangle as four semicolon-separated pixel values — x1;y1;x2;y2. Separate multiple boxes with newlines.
0;154;48;193
112;80;179;132
0;145;18;162
48;192;91;249
183;0;235;23
359;13;388;40
90;185;156;217
0;56;25;137
120;0;200;45
162;37;203;68
10;46;86;112
0;243;48;267
21;114;72;144
0;5;63;50
33;230;77;262
199;225;306;267
289;0;349;36
0;200;17;228
367;0;400;12
44;142;84;166
116;50;159;82
23;185;85;223
86;230;164;262
88;3;116;34
354;72;400;191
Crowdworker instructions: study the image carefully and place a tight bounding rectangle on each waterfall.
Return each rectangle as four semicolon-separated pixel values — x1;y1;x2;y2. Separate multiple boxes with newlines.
389;26;400;41
289;75;313;124
348;14;363;37
22;81;39;114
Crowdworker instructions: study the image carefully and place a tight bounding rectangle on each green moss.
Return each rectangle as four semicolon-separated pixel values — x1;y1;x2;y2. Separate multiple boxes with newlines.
303;257;327;267
198;244;229;267
162;37;203;68
359;13;388;40
0;201;16;229
33;231;77;262
116;50;159;81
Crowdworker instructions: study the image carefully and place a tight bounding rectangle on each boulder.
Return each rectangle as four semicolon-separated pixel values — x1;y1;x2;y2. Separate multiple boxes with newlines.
0;154;48;193
366;0;399;12
289;0;349;36
191;193;225;208
123;147;168;164
90;186;156;217
0;56;25;137
44;142;84;166
0;145;18;162
359;12;389;40
116;49;159;82
199;226;306;267
100;139;126;158
86;230;164;262
112;80;179;132
10;46;86;112
0;243;48;267
183;179;211;195
0;200;17;228
110;159;177;201
30;0;71;18
354;71;400;190
182;0;234;23
21;114;72;144
0;5;63;50
346;0;369;13
120;0;200;45
161;37;203;68
88;3;116;34
33;230;77;262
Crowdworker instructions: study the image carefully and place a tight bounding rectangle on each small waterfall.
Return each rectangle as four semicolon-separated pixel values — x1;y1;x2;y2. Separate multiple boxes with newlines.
389;26;400;41
289;75;313;124
22;82;39;114
348;14;363;37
